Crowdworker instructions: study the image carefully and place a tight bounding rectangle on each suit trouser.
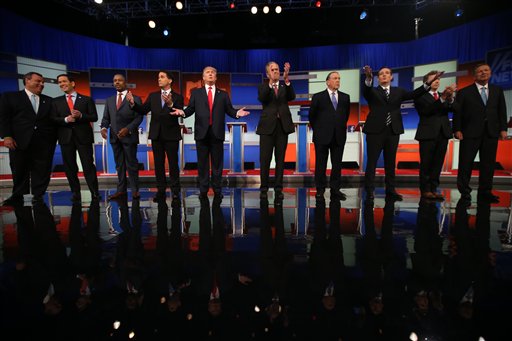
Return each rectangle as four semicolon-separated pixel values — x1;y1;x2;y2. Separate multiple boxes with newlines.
61;135;99;195
259;119;288;192
152;139;180;194
111;142;139;193
457;131;498;195
364;125;399;192
314;135;345;192
196;127;224;193
9;133;56;198
418;134;448;193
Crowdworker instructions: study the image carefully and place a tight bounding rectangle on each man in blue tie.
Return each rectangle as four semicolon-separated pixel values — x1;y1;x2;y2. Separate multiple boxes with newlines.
309;71;351;201
453;63;508;205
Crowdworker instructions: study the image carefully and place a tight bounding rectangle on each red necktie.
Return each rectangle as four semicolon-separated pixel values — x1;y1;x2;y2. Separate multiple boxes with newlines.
273;83;279;96
433;92;439;100
208;86;213;125
116;93;123;110
67;94;74;111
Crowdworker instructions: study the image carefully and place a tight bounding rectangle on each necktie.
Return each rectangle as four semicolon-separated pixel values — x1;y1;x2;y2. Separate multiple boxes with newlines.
208;86;213;125
116;92;123;110
480;86;487;105
67;94;74;111
273;83;279;96
161;91;168;108
433;92;439;101
31;94;37;113
384;88;391;126
331;91;338;109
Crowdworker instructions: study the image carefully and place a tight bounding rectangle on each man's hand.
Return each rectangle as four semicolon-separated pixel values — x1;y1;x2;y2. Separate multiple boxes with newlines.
117;127;129;139
100;128;108;140
171;108;185;116
426;71;445;86
237;107;250;117
283;62;291;83
3;137;16;150
363;65;373;80
66;115;76;123
125;91;135;106
454;131;463;140
162;92;173;107
500;131;508;140
71;109;81;119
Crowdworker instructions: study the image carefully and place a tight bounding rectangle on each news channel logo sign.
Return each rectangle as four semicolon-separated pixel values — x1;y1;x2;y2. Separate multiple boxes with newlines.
488;47;512;89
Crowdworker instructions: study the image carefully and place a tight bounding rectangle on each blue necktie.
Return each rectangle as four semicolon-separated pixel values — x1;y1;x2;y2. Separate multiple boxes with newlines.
31;94;37;113
480;86;487;105
331;91;337;109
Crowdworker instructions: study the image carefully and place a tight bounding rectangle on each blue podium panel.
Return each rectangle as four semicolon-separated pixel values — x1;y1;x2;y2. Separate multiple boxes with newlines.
294;121;312;174
227;122;247;174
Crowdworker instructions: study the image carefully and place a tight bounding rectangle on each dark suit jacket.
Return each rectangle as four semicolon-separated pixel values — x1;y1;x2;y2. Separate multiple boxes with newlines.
256;81;296;135
0;90;55;150
414;92;452;140
100;93;143;144
132;90;184;141
362;82;427;135
50;93;98;145
452;83;507;138
184;86;238;141
309;89;351;145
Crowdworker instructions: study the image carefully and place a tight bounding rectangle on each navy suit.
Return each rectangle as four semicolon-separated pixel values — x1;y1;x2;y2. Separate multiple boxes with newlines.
183;86;239;193
100;93;143;193
309;89;350;192
414;91;453;194
50;93;99;196
0;90;56;198
256;81;296;191
362;81;427;193
452;83;508;196
132;90;184;194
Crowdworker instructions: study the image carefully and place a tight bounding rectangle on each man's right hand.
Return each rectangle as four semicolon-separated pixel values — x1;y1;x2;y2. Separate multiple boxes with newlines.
454;131;463;140
3;137;16;150
125;91;135;106
100;128;108;140
363;65;373;79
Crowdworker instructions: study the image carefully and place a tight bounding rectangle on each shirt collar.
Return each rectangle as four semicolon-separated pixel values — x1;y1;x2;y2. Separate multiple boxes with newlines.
476;83;488;90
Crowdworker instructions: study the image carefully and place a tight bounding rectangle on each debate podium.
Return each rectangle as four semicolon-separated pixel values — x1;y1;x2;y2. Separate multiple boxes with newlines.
293;121;312;174
227;122;247;174
179;123;190;174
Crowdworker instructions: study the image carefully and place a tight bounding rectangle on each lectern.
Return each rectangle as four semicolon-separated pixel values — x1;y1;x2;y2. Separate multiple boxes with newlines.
227;122;247;174
293;121;312;174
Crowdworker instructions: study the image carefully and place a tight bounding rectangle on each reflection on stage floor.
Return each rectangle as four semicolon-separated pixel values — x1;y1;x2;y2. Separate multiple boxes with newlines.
1;185;512;340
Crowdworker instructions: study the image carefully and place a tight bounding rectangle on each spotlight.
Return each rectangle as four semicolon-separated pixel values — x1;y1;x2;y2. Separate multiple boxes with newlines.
315;1;322;8
175;1;183;10
454;7;464;18
148;20;156;29
229;2;235;10
359;9;368;20
94;0;103;4
275;6;282;14
263;6;269;14
163;28;169;36
251;6;258;14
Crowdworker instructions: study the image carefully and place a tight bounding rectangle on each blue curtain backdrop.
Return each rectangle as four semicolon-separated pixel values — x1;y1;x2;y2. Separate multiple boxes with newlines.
1;8;511;73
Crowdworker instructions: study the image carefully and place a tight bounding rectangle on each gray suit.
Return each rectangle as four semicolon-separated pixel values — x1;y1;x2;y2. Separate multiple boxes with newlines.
100;93;143;193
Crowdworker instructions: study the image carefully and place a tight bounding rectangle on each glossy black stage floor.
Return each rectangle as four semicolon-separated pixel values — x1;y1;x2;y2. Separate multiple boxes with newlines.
1;185;512;340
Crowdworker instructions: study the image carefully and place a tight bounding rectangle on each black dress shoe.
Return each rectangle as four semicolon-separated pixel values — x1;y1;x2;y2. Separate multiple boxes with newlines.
477;192;499;203
275;190;284;200
91;192;101;200
315;189;325;199
260;191;268;199
386;191;403;201
2;196;23;206
32;195;43;203
331;190;347;201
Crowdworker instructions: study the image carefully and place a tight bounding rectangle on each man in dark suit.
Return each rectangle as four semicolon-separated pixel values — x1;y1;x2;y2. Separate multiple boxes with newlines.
453;63;508;205
256;61;296;200
362;65;442;201
100;74;143;200
414;71;456;201
50;74;100;202
0;72;57;205
309;71;351;201
130;70;184;202
172;66;249;200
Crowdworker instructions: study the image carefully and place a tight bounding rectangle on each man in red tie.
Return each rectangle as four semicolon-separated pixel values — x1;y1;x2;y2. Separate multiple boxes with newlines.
100;74;143;200
172;66;249;200
50;74;100;202
413;71;456;201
